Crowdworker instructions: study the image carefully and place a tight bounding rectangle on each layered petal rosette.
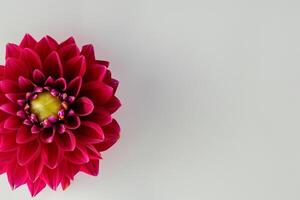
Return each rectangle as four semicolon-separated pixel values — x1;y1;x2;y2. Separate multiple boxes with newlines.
0;34;121;196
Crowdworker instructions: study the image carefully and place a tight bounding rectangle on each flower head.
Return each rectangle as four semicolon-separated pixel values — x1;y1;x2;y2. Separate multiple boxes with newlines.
0;34;121;196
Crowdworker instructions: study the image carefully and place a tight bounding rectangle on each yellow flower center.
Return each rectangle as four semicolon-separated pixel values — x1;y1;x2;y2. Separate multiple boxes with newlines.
30;92;61;121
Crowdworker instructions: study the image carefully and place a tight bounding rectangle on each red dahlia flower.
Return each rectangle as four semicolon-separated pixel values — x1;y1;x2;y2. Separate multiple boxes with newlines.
0;34;121;196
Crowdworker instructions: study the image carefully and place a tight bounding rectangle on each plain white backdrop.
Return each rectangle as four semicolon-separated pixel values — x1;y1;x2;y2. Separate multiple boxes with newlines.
1;0;300;199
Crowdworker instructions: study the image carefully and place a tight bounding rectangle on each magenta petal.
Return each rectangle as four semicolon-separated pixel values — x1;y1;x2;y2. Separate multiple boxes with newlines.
16;125;38;144
64;56;86;80
55;129;76;151
1;79;20;94
81;44;95;63
65;144;89;164
20;48;42;70
87;106;112;126
42;167;61;190
59;36;75;48
73;97;94;116
27;178;46;197
5;58;29;80
40;128;55;143
18;76;34;91
6;43;21;59
43;51;63;78
95;119;120;152
7;161;28;189
0;103;19;115
55;77;67;91
20;34;37;49
65;114;81;129
75;121;104;144
31;125;41;134
42;142;63;169
26;155;44;182
80;159;99;176
34;36;57;61
33;69;45;85
58;44;80;62
81;81;113;105
5;93;24;104
17;139;41;166
0;134;17;152
61;177;70;190
45;76;55;87
86;145;101;159
84;63;107;82
66;76;82;97
4;116;22;130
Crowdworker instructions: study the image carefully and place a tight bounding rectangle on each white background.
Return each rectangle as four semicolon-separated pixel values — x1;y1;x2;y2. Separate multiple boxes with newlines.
0;0;300;199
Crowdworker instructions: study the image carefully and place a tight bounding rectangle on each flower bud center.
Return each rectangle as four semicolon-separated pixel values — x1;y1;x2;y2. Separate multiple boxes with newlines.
30;92;61;121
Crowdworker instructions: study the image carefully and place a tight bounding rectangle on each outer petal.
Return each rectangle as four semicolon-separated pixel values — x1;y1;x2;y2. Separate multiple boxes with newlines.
4;116;22;130
43;51;63;78
74;121;104;144
27;178;46;197
95;119;120;152
4;58;29;80
83;106;112;126
80;159;99;176
55;129;76;151
1;79;20;94
0;103;19;115
63;56;86;80
34;36;57;61
20;33;37;49
58;43;80;63
20;48;42;71
6;43;21;59
81;44;95;63
42;167;61;190
42;142;63;169
83;63;107;82
17;139;41;166
81;81;113;105
16;125;38;144
7;161;28;189
65;144;89;164
26;155;44;182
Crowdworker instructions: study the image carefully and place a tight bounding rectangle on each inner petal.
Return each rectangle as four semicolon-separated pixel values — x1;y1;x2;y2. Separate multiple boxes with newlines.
30;92;61;121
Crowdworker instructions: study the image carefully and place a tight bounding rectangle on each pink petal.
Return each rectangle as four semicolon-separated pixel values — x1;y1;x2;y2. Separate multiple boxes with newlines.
4;58;29;80
0;151;16;163
55;77;67;91
87;106;112;126
55;129;76;151
74;121;104;144
33;69;45;85
42;167;61;190
17;139;41;166
0;103;19;115
34;36;57;61
18;76;34;91
6;43;21;59
80;159;99;176
42;142;63;169
63;56;86;80
83;63;107;82
0;79;20;94
105;96;121;114
40;128;55;143
86;144;101;159
66;76;82;97
31;125;41;134
4;116;22;130
58;44;80;63
81;44;95;63
16;125;38;144
45;76;55;87
0;134;17;152
5;93;24;104
20;48;42;70
81;81;113;105
65;114;81;129
7;161;28;189
61;177;70;190
27;178;46;197
94;119;120;152
59;36;75;48
20;33;37;49
65;144;89;164
73;97;94;116
26;155;44;182
43;51;63;78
